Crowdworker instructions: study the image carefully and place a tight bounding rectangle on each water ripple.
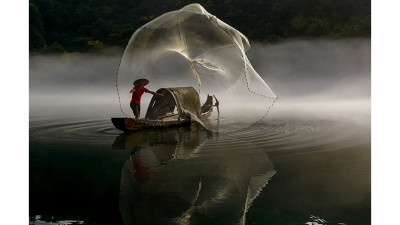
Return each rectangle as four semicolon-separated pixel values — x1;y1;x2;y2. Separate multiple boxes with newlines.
29;116;370;155
30;118;120;143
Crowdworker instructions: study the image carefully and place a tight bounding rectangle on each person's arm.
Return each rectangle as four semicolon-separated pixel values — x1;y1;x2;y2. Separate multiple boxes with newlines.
145;89;163;96
130;88;135;93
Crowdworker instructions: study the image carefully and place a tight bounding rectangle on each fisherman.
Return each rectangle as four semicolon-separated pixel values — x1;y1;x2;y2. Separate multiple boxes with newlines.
130;78;163;119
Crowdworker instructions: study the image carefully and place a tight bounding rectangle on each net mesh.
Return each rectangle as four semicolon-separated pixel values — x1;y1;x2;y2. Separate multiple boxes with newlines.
117;3;277;132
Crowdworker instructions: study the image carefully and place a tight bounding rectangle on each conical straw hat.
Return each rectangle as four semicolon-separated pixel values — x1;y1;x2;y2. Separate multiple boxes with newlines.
133;78;149;87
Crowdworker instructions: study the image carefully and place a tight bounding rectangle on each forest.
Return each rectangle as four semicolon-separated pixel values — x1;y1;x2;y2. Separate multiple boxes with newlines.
29;0;371;53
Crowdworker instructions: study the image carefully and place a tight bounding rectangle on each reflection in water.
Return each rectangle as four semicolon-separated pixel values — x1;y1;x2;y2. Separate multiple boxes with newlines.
29;110;370;224
113;125;276;225
29;217;85;225
131;148;151;184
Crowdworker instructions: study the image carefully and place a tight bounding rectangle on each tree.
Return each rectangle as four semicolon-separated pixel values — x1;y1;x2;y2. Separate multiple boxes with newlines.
29;3;46;50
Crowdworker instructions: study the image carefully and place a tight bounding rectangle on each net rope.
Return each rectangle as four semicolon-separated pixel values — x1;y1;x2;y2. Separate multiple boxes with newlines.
115;3;278;131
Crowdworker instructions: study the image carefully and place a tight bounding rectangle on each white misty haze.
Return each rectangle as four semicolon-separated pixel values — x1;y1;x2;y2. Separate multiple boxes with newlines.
29;39;370;119
248;38;370;99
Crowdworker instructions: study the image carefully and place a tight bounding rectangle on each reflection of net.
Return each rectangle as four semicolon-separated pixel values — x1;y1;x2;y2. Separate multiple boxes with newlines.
117;3;277;132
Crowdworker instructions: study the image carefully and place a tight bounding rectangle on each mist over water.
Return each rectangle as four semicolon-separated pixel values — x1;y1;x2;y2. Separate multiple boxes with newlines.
30;39;370;121
249;39;370;99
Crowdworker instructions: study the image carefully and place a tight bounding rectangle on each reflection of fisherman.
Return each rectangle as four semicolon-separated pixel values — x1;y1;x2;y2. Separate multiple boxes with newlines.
131;147;150;183
130;78;163;119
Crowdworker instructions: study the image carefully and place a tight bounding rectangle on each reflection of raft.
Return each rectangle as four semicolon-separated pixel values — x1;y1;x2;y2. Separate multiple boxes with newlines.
112;87;219;131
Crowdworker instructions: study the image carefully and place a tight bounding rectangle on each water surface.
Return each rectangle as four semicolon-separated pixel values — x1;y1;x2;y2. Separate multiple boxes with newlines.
29;102;370;225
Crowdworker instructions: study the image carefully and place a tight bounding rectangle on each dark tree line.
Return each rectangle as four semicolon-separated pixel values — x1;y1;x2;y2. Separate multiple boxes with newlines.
29;0;370;53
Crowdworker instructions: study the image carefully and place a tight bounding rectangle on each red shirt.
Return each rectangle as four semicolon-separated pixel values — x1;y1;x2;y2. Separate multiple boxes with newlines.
131;86;149;104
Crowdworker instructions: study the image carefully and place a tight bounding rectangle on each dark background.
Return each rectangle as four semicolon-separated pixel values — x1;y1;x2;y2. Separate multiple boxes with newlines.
29;0;370;53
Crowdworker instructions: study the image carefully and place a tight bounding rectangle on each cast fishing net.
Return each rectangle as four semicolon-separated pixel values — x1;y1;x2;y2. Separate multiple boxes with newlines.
116;3;277;132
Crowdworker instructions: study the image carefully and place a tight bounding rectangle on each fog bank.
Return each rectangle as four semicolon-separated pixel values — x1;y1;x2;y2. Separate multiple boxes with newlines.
30;39;370;119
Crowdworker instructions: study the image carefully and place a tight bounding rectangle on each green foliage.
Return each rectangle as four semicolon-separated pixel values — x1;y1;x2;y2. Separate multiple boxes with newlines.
305;18;331;36
29;3;44;33
87;40;105;50
70;37;93;52
29;3;46;50
44;42;66;53
29;0;371;53
29;25;46;51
